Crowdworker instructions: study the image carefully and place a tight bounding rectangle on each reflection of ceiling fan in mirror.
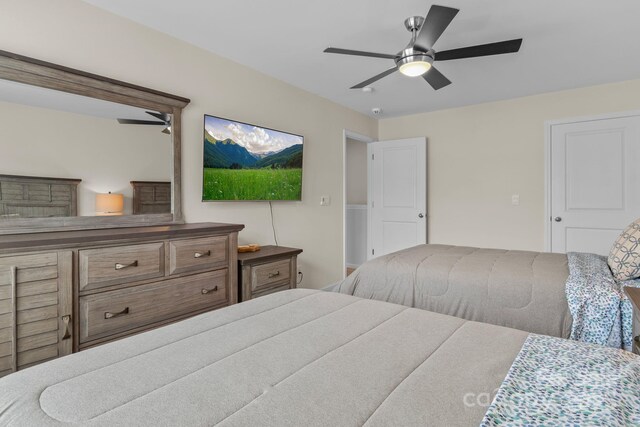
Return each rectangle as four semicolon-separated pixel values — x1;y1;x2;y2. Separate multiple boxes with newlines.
117;111;171;134
324;4;523;90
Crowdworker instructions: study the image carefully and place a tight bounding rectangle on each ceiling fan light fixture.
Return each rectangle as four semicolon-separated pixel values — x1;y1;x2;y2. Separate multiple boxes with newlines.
399;60;432;77
396;50;434;77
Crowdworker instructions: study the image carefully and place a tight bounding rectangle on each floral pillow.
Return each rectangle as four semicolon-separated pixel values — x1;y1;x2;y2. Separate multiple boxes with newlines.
608;218;640;281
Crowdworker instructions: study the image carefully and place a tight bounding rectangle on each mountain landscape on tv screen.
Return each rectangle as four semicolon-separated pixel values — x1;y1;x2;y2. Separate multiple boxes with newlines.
202;129;303;201
203;132;302;170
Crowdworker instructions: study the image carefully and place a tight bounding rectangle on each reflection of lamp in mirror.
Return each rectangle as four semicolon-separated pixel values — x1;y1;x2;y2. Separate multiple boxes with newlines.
96;192;124;216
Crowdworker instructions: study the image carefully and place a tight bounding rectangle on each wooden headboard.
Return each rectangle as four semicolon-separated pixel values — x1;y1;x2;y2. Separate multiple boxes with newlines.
130;181;171;215
0;174;81;219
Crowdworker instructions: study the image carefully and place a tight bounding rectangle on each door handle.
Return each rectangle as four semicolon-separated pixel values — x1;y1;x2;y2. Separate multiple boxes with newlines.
418;213;424;218
554;217;562;222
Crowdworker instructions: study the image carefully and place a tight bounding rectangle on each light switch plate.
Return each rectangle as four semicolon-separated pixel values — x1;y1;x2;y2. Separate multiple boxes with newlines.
320;195;331;206
511;194;520;206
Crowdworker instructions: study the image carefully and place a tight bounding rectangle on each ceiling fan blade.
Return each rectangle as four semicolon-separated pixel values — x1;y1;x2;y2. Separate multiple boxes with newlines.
435;39;523;61
145;111;169;123
350;67;398;89
413;5;459;51
324;47;396;60
423;66;451;90
117;119;166;125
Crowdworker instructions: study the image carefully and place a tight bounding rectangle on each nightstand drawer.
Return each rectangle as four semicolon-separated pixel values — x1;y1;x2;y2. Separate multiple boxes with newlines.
252;283;292;299
79;243;165;292
169;236;228;275
79;269;228;343
251;259;291;292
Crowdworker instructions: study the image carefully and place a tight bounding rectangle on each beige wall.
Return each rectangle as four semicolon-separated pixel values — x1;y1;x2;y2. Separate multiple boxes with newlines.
0;100;171;216
379;79;640;251
0;0;377;288
345;138;368;205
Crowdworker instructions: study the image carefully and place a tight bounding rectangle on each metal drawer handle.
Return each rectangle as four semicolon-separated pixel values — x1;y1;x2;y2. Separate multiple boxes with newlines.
268;271;280;279
61;315;72;340
115;260;138;270
194;250;211;258
104;307;130;319
201;285;219;295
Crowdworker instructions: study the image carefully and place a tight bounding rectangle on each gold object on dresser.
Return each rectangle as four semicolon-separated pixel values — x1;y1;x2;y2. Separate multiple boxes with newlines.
238;245;302;302
0;222;243;377
238;244;261;253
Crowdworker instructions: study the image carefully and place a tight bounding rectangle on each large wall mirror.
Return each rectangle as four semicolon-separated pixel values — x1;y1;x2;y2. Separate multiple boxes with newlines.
0;50;190;234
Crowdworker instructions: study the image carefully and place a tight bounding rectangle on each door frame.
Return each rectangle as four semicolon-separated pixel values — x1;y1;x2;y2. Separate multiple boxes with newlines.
544;109;640;251
342;129;375;279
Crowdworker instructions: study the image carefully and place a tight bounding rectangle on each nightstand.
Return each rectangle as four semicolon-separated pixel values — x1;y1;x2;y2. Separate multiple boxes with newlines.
625;287;640;355
238;245;302;302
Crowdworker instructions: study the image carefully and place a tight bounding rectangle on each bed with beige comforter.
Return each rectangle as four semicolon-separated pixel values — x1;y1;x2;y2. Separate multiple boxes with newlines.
0;289;638;426
331;244;573;338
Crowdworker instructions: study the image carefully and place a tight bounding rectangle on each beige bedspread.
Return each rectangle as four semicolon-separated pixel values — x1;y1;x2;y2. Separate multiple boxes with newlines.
0;289;527;426
331;244;573;338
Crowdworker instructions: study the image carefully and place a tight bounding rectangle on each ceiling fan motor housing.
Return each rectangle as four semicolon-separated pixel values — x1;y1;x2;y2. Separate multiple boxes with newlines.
397;16;434;70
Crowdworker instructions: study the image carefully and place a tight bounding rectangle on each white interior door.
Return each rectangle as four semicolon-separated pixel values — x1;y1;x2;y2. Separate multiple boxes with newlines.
368;137;427;258
550;115;640;255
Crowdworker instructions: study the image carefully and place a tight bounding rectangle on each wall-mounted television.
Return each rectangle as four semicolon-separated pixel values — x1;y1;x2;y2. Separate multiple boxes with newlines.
202;115;303;201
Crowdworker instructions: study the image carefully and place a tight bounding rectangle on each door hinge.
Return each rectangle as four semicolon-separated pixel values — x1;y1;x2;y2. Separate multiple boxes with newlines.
371;154;375;160
372;249;375;255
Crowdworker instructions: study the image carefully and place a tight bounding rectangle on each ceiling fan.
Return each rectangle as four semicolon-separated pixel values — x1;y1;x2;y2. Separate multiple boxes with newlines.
324;4;523;90
117;111;172;134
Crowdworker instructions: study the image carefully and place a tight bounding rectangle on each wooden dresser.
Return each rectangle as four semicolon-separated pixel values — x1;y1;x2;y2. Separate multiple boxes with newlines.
0;222;243;377
238;245;302;302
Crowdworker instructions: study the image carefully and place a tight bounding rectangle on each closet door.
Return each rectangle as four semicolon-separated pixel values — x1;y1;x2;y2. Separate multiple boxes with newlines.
550;115;640;255
0;251;72;378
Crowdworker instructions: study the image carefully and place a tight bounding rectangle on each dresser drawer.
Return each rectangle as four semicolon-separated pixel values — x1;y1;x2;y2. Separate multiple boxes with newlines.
251;259;291;293
169;236;228;275
79;269;228;343
79;243;165;292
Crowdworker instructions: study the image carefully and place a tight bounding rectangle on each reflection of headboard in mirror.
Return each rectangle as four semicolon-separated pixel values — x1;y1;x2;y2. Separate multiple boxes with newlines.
0;174;80;219
131;181;171;214
0;49;190;234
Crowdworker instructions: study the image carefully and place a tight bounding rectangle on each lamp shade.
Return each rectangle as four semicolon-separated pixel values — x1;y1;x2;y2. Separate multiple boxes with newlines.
96;192;124;215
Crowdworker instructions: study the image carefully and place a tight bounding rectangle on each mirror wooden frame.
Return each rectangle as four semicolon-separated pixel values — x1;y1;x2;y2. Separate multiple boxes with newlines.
0;50;190;234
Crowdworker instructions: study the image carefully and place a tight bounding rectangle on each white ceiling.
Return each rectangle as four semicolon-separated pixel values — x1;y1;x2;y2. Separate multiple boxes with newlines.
82;0;640;118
